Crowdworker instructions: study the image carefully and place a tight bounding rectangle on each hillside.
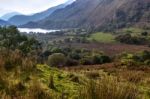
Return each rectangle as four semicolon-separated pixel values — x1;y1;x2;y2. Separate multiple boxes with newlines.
0;19;10;26
8;0;75;26
21;0;150;30
8;5;66;26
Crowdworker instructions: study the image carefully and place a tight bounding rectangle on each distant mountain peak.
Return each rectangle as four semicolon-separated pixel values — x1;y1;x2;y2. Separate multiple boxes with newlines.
8;1;75;26
0;12;22;21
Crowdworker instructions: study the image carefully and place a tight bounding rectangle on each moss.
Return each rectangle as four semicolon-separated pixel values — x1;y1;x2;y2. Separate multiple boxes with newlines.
35;64;82;97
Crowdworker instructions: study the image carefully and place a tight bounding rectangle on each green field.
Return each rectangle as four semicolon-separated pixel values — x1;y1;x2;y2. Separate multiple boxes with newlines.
88;32;116;43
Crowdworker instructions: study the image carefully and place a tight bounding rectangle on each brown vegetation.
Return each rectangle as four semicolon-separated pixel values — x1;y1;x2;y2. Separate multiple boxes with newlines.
62;42;150;56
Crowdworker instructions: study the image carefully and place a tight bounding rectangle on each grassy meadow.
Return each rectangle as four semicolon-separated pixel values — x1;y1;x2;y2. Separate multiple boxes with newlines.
88;32;116;43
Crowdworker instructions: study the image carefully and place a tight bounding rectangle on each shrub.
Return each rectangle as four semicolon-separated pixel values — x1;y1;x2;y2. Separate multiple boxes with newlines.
50;47;62;53
120;53;140;66
141;32;148;36
115;34;147;45
115;34;132;44
68;52;81;60
64;38;71;43
144;60;150;65
98;55;111;64
48;53;66;67
0;75;8;90
0;26;40;53
65;58;79;66
80;57;93;65
120;51;150;66
93;54;111;64
4;59;14;70
140;50;150;61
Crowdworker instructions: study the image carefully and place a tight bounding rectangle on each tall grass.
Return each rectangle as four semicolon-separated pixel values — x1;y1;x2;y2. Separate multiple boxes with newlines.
79;76;141;99
0;49;146;99
0;49;37;72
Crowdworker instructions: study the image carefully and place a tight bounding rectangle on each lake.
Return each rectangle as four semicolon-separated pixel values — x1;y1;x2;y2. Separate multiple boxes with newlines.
18;28;60;34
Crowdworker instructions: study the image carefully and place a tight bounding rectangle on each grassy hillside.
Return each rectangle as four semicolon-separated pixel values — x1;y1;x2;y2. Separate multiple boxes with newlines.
0;63;83;98
1;63;150;99
63;63;150;99
29;64;83;98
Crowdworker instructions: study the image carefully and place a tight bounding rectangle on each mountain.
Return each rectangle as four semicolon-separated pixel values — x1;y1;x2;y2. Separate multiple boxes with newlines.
65;0;76;5
0;12;22;21
0;19;10;26
8;0;75;26
21;0;150;30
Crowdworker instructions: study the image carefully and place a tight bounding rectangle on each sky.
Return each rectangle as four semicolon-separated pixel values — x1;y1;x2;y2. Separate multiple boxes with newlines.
0;0;68;16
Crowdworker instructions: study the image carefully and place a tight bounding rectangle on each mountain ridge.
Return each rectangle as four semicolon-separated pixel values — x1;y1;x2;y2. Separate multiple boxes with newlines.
0;12;22;21
21;0;150;30
8;0;75;26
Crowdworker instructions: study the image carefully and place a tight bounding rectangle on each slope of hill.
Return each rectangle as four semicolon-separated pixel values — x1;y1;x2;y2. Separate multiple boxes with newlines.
8;0;75;26
8;5;66;26
21;0;150;30
0;12;22;21
0;19;10;26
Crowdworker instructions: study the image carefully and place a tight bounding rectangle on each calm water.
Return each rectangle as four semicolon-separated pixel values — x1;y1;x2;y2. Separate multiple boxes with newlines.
18;28;59;34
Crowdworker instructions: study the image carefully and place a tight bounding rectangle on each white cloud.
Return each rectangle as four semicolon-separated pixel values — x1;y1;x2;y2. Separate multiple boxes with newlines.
0;0;68;15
